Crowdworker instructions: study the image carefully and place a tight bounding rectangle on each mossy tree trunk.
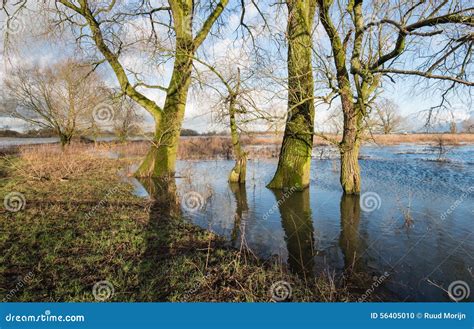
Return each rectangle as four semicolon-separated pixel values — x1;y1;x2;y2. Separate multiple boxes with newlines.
339;75;379;194
227;70;247;184
228;106;247;183
339;102;364;194
267;0;317;191
135;44;193;177
136;0;229;177
68;0;228;178
318;0;366;194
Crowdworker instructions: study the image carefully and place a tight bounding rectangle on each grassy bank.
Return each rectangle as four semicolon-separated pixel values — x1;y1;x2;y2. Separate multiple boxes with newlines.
0;144;365;302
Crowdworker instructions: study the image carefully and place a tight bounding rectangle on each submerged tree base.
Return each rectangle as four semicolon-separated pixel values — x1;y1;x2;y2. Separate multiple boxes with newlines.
134;145;177;178
266;172;310;191
228;156;247;184
267;136;312;191
340;146;361;195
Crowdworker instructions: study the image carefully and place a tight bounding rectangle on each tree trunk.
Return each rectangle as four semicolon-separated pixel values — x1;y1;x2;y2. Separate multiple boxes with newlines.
135;43;193;178
229;156;247;184
340;143;361;194
228;99;247;184
77;0;228;179
134;96;186;178
138;177;180;217
59;133;72;149
339;105;363;194
267;0;316;191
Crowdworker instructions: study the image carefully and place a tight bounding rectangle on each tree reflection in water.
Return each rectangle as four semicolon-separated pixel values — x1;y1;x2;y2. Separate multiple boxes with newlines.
271;188;315;279
339;194;364;274
137;176;180;218
229;183;249;245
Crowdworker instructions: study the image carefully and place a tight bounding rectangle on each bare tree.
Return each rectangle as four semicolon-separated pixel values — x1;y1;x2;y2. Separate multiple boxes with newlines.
315;0;473;194
4;59;107;146
217;67;248;184
431;134;451;162
192;52;279;184
373;99;404;134
113;96;144;142
461;117;474;133
4;0;229;177
322;106;344;135
449;121;457;134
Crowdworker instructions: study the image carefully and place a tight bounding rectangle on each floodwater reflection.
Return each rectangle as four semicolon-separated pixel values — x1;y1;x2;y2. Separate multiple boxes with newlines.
339;194;364;273
271;189;316;278
131;155;474;301
229;183;249;244
137;177;180;217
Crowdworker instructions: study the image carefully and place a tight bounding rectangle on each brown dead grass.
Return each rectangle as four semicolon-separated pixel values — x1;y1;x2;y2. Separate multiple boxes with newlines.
179;136;281;159
365;133;474;145
254;133;474;146
102;133;474;161
12;133;468;167
179;137;234;159
10;143;120;181
191;133;474;147
108;137;280;160
314;133;474;146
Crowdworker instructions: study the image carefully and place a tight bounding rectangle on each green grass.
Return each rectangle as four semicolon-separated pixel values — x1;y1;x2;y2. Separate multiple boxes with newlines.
0;148;358;302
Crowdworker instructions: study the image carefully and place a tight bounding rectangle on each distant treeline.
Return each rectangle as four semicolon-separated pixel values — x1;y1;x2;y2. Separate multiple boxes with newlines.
0;127;227;138
0;128;58;138
2;126;473;139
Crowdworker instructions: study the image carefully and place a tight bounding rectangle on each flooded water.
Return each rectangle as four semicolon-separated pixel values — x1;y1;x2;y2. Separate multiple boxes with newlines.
0;137;59;148
0;136;148;149
133;144;474;302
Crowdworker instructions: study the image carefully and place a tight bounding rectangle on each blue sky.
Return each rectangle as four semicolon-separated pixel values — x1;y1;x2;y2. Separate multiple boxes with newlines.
0;0;471;133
